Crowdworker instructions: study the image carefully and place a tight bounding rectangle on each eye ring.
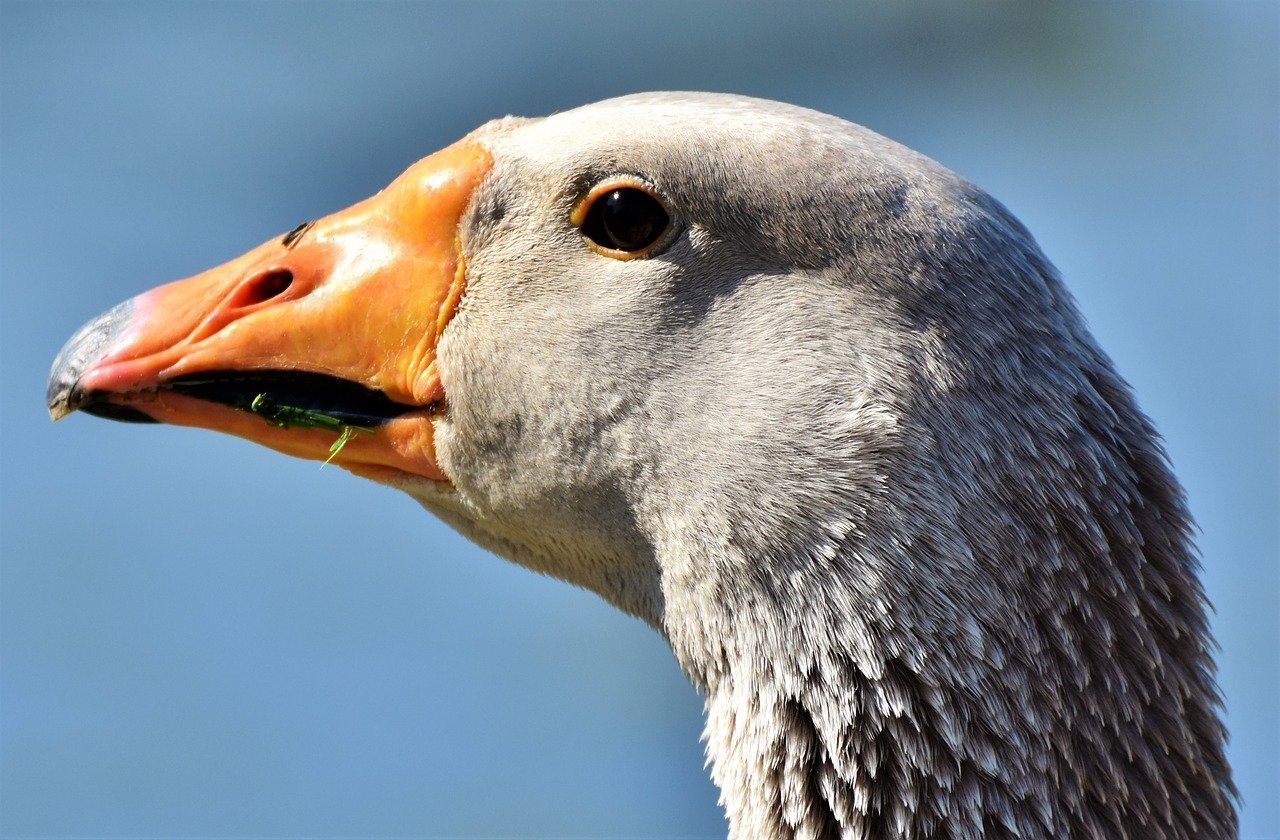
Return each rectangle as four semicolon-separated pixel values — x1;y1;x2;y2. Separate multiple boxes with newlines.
571;178;674;260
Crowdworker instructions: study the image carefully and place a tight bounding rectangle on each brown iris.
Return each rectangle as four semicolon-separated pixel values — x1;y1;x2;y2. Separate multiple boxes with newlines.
574;181;671;258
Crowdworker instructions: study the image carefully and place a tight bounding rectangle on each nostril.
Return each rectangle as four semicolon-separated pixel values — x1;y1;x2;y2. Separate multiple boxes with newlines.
237;269;294;307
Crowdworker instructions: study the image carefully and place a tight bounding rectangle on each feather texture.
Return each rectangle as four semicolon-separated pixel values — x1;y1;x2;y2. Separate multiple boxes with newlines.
412;94;1235;838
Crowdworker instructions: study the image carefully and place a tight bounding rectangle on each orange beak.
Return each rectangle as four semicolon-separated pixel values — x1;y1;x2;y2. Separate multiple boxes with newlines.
47;138;493;484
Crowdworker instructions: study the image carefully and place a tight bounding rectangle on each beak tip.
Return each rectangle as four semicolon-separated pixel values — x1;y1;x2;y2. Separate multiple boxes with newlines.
47;298;135;421
46;365;80;421
47;382;77;421
48;400;72;422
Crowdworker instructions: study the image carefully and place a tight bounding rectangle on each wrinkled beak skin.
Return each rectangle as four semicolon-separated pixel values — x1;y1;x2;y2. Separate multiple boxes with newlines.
47;138;493;485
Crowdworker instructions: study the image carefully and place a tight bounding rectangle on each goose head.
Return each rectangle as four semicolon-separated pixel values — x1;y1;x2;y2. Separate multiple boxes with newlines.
48;92;1236;838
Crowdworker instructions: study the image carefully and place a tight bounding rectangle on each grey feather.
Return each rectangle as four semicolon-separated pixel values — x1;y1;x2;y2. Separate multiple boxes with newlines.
400;93;1234;838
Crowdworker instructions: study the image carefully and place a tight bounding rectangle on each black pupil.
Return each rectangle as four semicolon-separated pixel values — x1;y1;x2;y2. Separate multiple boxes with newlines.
584;188;669;252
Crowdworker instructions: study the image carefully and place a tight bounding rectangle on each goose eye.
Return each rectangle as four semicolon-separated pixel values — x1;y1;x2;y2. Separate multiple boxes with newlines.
579;186;670;255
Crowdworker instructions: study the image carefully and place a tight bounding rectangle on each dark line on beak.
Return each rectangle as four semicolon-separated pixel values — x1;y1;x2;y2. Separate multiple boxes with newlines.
281;221;315;249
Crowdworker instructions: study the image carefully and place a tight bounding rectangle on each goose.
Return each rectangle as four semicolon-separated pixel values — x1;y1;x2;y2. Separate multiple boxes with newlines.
47;92;1236;839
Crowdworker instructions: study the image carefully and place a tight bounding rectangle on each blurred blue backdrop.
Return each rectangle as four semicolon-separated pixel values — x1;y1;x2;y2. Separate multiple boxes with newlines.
2;2;1276;837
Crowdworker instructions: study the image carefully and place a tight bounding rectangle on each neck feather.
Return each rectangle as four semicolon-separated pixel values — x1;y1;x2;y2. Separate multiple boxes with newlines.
646;363;1236;840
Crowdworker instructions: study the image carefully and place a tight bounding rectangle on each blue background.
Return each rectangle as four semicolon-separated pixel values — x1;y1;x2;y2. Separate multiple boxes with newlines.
2;3;1276;837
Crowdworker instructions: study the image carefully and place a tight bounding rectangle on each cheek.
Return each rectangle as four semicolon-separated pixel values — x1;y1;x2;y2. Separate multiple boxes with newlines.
432;329;623;515
435;238;676;489
431;320;543;502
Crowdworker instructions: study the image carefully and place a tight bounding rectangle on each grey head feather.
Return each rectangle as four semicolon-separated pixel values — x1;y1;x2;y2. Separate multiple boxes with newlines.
402;92;1236;839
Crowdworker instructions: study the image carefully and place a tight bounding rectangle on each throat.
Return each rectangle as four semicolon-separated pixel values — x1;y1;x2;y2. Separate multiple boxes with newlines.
649;498;1090;839
689;605;1041;839
658;517;1235;840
